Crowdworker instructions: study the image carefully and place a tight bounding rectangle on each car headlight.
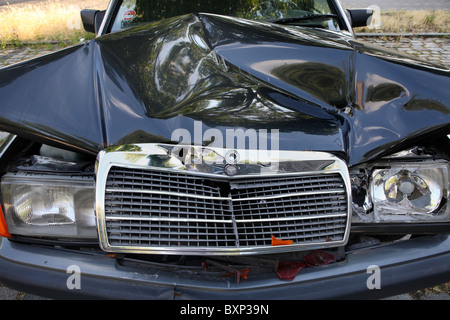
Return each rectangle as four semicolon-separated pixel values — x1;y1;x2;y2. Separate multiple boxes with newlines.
1;172;97;239
352;160;449;223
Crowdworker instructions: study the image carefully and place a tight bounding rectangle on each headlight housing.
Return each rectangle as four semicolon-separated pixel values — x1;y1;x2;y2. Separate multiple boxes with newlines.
352;160;449;223
1;172;96;239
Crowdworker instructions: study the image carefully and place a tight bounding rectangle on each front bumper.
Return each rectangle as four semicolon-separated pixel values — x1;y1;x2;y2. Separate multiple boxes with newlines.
0;235;449;300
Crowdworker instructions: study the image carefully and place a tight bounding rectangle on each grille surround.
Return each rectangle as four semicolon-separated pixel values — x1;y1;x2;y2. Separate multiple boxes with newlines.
96;144;351;255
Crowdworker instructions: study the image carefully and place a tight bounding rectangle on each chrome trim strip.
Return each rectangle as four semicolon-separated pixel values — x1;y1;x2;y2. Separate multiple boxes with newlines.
104;168;345;180
106;216;234;224
95;143;352;256
105;213;346;224
97;0;118;36
235;213;347;223
105;188;231;201
231;189;345;202
0;133;17;159
105;187;344;202
333;0;355;36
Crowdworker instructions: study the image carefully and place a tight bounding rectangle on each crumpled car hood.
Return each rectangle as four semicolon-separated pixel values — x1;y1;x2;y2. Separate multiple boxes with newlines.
0;13;449;166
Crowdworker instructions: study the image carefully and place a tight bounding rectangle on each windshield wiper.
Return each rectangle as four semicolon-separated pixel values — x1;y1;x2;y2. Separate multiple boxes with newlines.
269;14;338;25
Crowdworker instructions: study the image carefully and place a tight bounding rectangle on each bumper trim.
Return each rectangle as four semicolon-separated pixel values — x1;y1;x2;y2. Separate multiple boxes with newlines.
0;234;449;299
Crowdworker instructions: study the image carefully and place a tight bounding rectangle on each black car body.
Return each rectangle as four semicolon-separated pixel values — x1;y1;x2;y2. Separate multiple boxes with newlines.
0;0;448;300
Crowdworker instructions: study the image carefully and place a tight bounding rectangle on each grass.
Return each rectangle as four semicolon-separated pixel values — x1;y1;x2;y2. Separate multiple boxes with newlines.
355;9;450;33
0;0;109;46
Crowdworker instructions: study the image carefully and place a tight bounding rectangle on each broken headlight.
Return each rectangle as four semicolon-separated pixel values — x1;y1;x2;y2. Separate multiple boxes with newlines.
352;161;449;223
1;172;96;239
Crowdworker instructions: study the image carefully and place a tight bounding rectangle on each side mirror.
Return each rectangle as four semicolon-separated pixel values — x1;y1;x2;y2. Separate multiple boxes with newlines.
346;8;374;28
80;9;106;34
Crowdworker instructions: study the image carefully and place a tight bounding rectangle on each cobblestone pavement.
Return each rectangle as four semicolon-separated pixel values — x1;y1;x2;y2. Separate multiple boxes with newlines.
1;35;449;68
0;44;59;67
359;35;450;67
0;36;449;300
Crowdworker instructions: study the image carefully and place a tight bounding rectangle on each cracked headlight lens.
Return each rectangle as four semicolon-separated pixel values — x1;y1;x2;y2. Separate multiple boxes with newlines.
352;161;449;223
1;173;96;239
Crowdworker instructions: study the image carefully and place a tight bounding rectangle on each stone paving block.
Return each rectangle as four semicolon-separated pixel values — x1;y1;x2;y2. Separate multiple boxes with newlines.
0;286;20;300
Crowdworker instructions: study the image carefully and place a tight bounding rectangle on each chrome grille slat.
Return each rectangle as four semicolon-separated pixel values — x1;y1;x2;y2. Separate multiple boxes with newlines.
230;175;345;198
106;219;237;247
96;144;351;255
106;168;222;197
106;188;229;200
235;214;347;223
105;196;230;220
236;218;347;237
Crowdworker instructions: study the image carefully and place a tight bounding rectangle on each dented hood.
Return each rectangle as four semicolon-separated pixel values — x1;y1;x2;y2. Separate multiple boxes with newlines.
0;13;449;166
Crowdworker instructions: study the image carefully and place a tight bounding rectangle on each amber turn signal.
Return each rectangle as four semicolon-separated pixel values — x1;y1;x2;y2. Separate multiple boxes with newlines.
0;206;11;238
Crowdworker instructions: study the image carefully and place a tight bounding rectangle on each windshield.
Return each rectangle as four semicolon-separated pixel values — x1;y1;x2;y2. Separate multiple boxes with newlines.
110;0;343;33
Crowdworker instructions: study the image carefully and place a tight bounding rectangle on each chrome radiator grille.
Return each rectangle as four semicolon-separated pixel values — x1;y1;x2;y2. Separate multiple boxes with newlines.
105;167;236;248
96;144;351;255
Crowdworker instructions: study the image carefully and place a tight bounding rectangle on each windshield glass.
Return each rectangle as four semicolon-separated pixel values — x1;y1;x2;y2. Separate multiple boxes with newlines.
110;0;342;33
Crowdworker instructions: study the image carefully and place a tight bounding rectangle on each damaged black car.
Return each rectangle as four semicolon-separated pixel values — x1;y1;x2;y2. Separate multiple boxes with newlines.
0;0;448;300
